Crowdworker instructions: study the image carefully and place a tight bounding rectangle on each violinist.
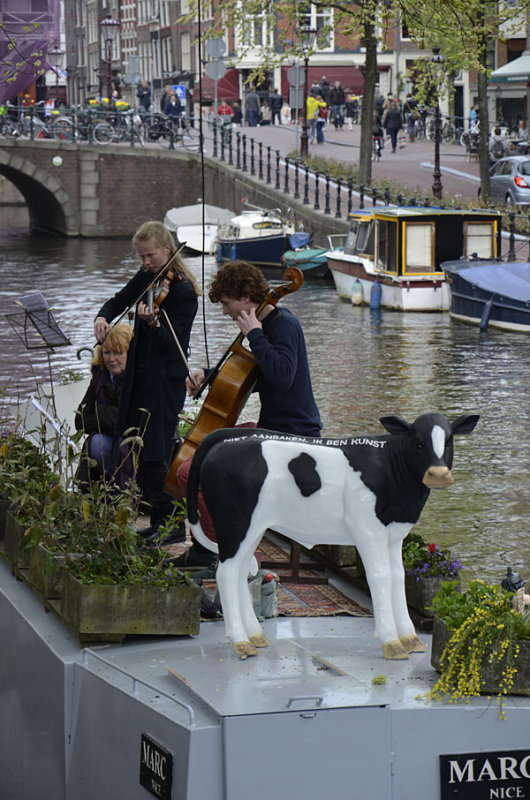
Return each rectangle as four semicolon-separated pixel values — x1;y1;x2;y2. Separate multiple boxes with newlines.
94;221;200;544
171;260;321;571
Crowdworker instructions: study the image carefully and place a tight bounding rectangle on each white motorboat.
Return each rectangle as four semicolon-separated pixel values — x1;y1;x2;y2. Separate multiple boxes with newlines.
163;203;234;254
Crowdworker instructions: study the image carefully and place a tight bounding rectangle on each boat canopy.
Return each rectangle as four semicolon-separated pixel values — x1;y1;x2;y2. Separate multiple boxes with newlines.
443;261;530;302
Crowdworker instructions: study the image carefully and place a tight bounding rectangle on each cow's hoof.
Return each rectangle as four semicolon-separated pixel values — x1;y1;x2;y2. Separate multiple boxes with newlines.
249;632;269;648
401;633;426;653
233;641;258;659
382;639;409;660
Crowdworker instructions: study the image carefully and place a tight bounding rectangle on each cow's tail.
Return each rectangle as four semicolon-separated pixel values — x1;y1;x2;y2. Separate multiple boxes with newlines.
187;427;256;556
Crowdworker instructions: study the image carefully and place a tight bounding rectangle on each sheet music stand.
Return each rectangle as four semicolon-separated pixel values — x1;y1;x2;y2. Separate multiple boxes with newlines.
6;293;71;413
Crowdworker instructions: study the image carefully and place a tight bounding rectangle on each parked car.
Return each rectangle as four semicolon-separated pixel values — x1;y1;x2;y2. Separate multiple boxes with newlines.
479;156;530;206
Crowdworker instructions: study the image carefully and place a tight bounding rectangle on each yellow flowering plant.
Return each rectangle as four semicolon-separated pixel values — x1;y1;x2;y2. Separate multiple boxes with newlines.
428;580;530;718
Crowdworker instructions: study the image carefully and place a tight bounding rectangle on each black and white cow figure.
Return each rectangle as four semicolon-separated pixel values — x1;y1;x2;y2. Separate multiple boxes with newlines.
186;413;479;659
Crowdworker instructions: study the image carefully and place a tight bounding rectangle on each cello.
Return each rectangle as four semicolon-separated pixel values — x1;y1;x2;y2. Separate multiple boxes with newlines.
164;266;304;497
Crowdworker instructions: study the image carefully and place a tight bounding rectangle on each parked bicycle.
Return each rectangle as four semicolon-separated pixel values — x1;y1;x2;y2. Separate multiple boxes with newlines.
92;110;145;146
147;114;200;151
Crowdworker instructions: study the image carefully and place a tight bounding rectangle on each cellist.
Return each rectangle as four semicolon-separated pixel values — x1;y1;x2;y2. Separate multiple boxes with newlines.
171;260;321;571
94;221;200;544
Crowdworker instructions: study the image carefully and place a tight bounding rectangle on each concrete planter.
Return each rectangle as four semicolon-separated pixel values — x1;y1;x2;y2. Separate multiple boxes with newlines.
57;569;201;643
405;575;460;618
431;617;530;696
315;544;357;567
3;510;30;569
27;543;65;599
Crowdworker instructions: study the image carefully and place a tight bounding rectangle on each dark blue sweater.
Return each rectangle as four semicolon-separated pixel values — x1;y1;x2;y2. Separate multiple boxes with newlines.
247;307;321;436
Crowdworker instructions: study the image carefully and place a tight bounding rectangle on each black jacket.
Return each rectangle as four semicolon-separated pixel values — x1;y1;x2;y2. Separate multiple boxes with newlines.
97;269;198;461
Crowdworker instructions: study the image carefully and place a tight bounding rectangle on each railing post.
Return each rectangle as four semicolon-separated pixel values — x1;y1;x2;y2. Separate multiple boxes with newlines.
314;171;321;210
359;183;365;209
29;106;35;140
220;124;226;162
293;160;300;199
227;127;233;165
397;194;404;206
283;156;290;193
242;134;248;172
347;178;353;215
335;177;342;219
384;187;391;205
324;174;331;214
372;187;378;207
250;138;255;176
212;120;218;158
275;150;281;190
266;146;272;185
303;165;310;205
236;131;241;170
508;211;516;261
258;142;263;180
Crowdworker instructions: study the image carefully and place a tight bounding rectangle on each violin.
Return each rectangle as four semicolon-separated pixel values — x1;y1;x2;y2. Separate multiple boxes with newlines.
147;267;180;327
164;266;304;497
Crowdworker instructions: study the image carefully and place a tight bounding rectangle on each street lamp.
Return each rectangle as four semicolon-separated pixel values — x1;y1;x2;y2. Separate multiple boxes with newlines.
299;25;317;158
99;14;120;102
431;46;444;199
47;44;65;106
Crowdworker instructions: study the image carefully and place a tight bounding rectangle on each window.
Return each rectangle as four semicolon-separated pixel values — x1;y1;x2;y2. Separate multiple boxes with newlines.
376;221;397;272
181;32;191;72
464;222;495;259
299;4;333;51
404;222;434;272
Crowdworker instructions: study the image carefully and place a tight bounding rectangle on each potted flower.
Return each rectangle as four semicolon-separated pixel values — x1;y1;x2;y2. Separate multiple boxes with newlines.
402;532;462;618
429;579;530;716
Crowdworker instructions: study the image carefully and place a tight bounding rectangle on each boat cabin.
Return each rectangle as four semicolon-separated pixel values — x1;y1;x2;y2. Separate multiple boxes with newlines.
344;207;500;277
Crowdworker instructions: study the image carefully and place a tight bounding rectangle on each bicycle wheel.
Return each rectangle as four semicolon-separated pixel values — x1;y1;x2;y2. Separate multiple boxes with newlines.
52;118;75;142
0;118;20;138
426;119;436;141
442;121;456;145
182;127;200;152
92;122;114;145
415;118;425;140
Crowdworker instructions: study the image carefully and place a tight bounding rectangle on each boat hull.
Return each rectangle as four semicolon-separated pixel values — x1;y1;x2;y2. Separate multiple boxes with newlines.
443;260;530;332
283;248;330;278
216;234;292;268
328;253;449;311
175;223;219;254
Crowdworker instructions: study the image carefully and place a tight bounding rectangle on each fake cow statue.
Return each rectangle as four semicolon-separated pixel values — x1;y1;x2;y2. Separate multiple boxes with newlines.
186;412;479;660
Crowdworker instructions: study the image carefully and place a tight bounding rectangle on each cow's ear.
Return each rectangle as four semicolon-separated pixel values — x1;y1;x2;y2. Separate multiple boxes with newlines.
451;414;480;435
379;415;412;435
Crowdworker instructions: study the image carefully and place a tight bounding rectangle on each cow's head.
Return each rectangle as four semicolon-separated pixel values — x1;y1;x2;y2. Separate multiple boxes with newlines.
379;413;480;490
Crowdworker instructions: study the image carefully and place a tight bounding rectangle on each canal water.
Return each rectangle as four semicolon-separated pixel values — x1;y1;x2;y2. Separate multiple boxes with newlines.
1;220;529;586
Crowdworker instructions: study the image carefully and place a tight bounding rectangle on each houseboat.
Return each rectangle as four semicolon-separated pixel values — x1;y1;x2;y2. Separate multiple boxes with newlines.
326;206;501;311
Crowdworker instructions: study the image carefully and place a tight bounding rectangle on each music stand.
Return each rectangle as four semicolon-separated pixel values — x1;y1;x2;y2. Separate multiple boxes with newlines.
6;293;71;414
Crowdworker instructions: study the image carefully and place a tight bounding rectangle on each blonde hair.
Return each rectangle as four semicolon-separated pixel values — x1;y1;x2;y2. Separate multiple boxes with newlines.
132;220;201;295
93;324;133;367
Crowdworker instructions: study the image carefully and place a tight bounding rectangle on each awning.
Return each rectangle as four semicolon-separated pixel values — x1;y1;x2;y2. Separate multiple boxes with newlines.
192;68;240;103
281;65;364;97
490;52;530;84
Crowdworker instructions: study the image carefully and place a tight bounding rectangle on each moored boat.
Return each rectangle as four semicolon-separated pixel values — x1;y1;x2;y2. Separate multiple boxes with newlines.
282;233;345;278
163;203;234;254
326;206;501;311
442;258;530;332
215;203;295;267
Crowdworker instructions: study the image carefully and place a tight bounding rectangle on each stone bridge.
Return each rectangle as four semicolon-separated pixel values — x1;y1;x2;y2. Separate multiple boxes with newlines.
0;139;346;238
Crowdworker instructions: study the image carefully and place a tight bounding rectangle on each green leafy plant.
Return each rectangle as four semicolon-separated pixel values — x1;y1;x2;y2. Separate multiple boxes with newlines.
428;580;530;718
402;532;462;580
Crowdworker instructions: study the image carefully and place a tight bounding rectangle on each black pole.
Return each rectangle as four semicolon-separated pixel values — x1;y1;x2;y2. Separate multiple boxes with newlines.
300;55;309;158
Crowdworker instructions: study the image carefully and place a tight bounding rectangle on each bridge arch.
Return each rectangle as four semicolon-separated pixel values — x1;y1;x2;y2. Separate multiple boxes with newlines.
0;149;78;235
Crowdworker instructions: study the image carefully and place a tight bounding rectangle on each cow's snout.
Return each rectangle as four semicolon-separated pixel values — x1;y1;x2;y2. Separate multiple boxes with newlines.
423;466;454;489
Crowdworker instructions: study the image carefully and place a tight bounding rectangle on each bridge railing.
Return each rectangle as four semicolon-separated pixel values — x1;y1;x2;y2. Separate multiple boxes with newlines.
208;119;530;262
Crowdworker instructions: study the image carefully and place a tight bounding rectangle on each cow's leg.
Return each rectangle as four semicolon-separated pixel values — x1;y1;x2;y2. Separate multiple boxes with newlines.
388;531;426;654
216;556;258;658
357;538;409;660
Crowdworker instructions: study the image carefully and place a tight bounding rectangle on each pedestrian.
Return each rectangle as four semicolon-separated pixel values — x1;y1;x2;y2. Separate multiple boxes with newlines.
315;95;328;143
270;88;283;125
328;80;345;130
216;99;234;126
259;101;271;125
403;93;418;143
245;85;260;127
137;80;151;116
164;90;182;128
231;101;243;126
94;221;200;546
319;76;331;104
345;93;359;129
383;100;402;153
306;92;325;144
170;260;322;569
489;126;507;165
160;85;172;114
470;104;479;134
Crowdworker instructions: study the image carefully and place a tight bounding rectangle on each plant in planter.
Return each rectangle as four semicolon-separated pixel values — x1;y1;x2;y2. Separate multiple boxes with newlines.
402;532;462;617
429;579;530;717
